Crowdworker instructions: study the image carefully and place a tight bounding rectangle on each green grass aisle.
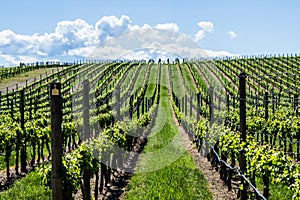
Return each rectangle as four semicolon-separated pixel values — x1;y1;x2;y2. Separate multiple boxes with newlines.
123;65;212;200
0;170;51;199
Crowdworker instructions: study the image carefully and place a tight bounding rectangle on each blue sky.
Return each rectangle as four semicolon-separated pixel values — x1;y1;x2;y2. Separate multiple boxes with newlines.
0;0;299;65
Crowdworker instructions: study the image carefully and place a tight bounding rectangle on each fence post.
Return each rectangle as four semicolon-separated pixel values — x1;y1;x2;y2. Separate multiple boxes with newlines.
264;92;269;143
10;92;14;119
137;100;140;119
232;95;235;109
227;94;230;112
18;90;26;173
83;79;90;140
83;79;91;200
272;92;275;114
185;94;188;116
294;94;298;116
182;96;184;114
239;72;247;200
142;98;145;115
129;95;133;118
209;87;214;126
197;93;200;120
264;92;269;121
190;95;193;117
294;94;300;161
145;97;148;112
116;86;120;119
50;82;63;200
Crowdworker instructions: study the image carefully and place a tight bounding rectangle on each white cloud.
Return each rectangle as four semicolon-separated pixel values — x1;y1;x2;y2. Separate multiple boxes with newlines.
228;31;237;39
96;15;131;42
195;21;214;41
204;50;239;58
67;46;98;57
198;21;214;32
0;15;236;65
0;54;38;66
155;23;179;32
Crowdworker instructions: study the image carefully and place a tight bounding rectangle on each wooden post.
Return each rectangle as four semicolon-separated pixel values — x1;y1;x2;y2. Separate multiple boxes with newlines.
239;73;247;200
272;92;275;114
83;79;90;140
255;95;258;113
200;93;202;107
145;97;148;112
19;90;26;173
137;101;140;119
227;94;230;112
182;96;184;114
264;92;269;143
29;95;32;119
209;87;214;126
294;94;298;116
190;95;193;117
50;82;63;200
264;92;269;121
10;93;14;119
196;93;200;121
129;95;133;118
116;87;120;119
142;98;145;115
185;94;187;116
157;83;160;104
233;95;235;109
295;94;300;160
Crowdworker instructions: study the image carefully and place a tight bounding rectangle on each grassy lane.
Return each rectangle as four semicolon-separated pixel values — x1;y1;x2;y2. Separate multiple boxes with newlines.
145;64;158;97
179;63;197;93
170;64;184;98
0;170;51;199
0;67;61;92
123;65;212;200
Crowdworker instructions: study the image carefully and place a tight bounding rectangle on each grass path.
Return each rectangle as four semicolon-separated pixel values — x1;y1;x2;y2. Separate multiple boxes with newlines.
0;170;51;199
123;65;212;200
0;67;62;93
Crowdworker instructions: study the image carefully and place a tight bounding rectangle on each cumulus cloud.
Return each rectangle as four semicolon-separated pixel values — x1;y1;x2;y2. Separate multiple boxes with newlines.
0;15;236;65
155;23;179;32
0;54;38;66
204;49;239;58
195;21;214;41
96;15;131;42
228;31;237;39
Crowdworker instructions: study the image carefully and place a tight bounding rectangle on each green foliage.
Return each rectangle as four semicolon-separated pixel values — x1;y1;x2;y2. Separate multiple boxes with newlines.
135;114;150;127
195;119;209;141
194;106;300;199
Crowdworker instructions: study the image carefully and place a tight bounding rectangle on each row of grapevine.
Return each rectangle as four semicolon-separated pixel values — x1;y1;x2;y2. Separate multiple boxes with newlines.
36;61;162;199
170;56;300;200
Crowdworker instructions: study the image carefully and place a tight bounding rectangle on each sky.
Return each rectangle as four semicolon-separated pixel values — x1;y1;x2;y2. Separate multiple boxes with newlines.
0;0;299;65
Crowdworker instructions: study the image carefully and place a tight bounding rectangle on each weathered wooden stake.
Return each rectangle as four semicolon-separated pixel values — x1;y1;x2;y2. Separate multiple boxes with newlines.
239;73;247;200
50;82;63;200
209;87;214;126
83;79;90;140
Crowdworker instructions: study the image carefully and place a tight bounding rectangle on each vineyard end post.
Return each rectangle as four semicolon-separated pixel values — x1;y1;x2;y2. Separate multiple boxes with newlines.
239;72;247;200
83;79;90;140
50;82;63;200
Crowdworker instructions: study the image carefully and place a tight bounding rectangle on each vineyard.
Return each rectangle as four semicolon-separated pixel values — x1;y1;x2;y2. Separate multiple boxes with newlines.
0;55;299;200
